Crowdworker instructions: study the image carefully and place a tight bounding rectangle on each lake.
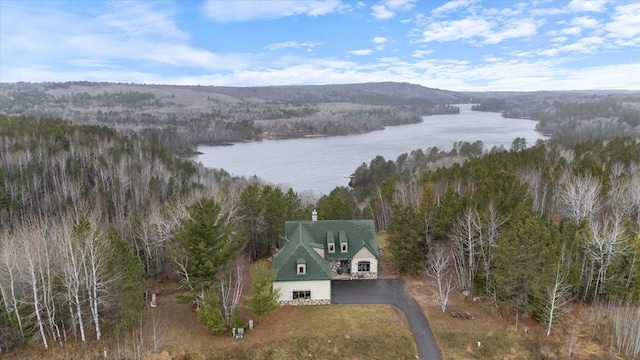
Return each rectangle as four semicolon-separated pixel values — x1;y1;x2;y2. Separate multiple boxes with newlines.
193;104;545;197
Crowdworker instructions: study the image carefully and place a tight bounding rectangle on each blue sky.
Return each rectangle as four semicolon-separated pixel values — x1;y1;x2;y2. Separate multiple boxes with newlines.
1;0;638;91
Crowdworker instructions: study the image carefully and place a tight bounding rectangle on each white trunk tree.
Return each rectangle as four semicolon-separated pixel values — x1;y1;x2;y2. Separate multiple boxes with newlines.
18;224;49;349
544;248;573;336
60;219;87;343
450;207;481;294
80;219;112;341
424;245;454;312
479;202;507;298
219;257;245;327
583;211;628;300
0;230;25;337
557;173;603;225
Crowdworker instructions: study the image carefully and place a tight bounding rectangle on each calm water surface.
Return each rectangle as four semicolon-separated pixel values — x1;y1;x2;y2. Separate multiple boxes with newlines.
193;104;545;196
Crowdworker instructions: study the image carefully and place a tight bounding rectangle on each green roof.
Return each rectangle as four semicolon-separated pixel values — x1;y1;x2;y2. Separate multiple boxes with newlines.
274;220;378;282
273;223;332;281
283;220;379;261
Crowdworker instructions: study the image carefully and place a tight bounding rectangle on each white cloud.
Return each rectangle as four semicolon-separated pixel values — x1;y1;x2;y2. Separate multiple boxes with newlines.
521;35;606;57
411;50;433;58
348;49;373;55
481;18;540;44
483;56;502;62
567;0;609;13
370;0;415;19
265;41;319;51
373;36;388;44
417;6;541;45
0;1;252;75
384;0;416;11
372;37;388;51
98;1;187;41
371;5;394;19
1;0;638;92
605;3;640;41
432;0;477;15
201;0;343;22
571;16;599;29
561;26;583;36
420;17;494;42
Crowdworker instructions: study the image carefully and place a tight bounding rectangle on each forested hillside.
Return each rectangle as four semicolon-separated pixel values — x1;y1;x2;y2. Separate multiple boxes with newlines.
469;91;640;145
0;114;321;353
0;82;463;152
346;136;640;357
2;85;640;357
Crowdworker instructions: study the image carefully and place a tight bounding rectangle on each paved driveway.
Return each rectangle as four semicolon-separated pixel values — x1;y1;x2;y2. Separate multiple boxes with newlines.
331;279;442;360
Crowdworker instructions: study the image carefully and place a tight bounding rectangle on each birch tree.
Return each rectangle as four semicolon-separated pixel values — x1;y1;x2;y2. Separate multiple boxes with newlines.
219;256;245;327
543;248;573;336
0;230;24;338
18;224;48;349
78;217;112;341
583;211;628;300
424;244;454;312
60;219;86;343
557;173;602;225
478;202;507;298
450;207;481;294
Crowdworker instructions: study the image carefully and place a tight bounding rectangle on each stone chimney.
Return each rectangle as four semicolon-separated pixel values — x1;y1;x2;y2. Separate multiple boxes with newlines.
312;209;317;222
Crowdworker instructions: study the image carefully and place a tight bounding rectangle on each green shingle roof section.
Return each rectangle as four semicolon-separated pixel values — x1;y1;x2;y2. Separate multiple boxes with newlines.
283;220;379;261
273;223;332;281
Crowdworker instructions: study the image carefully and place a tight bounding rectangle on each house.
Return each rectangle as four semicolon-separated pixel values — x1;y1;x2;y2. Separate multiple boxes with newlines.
272;213;379;305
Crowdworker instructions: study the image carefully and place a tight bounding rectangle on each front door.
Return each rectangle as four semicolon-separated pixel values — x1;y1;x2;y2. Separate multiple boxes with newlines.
341;261;349;274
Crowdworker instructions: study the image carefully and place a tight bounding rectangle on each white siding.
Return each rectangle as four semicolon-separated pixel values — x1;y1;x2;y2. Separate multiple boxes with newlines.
351;247;378;273
273;280;331;302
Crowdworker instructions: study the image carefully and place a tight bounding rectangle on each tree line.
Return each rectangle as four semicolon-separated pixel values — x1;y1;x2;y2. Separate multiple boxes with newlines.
2;112;639;357
350;136;640;355
471;93;640;146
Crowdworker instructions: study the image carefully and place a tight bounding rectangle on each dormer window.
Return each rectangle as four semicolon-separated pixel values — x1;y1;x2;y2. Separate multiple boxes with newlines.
296;258;306;275
327;231;336;253
339;230;348;253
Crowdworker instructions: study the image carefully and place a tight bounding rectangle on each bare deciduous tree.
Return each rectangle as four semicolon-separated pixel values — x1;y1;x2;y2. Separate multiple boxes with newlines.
479;202;507;299
79;217;113;341
59;218;87;343
219;256;245;327
424;245;454;312
613;301;640;358
18;223;49;349
557;173;603;224
450;207;481;294
0;229;25;338
583;211;628;300
544;247;573;336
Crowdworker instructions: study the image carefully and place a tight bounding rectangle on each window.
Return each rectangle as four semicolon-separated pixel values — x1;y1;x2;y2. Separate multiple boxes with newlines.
293;290;311;300
297;258;306;274
341;243;348;253
328;243;335;253
357;261;370;272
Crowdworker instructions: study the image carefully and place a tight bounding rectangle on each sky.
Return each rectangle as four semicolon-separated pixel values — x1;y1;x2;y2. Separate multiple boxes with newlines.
1;0;639;91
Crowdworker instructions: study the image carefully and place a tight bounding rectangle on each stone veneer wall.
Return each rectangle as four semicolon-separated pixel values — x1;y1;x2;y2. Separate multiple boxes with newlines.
278;299;331;306
351;271;377;279
330;260;341;274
